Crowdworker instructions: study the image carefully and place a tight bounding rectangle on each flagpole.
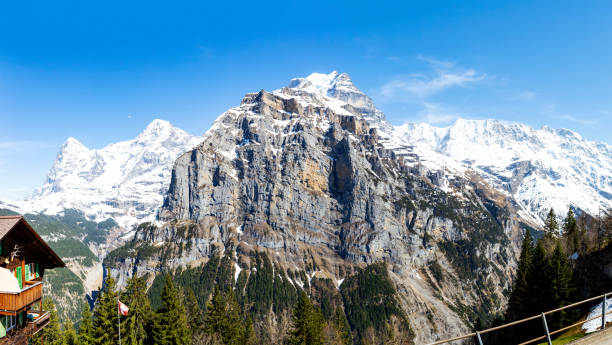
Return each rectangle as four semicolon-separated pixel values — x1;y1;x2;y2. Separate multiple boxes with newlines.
118;298;121;345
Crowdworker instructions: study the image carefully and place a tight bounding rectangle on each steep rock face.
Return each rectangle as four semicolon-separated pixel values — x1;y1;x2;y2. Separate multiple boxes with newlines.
110;74;528;343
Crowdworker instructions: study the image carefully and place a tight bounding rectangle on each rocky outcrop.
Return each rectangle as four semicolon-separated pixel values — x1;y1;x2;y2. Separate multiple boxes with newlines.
109;74;529;344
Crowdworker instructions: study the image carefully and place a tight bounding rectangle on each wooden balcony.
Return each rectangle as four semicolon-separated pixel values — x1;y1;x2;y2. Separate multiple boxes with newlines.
0;281;43;314
0;311;50;345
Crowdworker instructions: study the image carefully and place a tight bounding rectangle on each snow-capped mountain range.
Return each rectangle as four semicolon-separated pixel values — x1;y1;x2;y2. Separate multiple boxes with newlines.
390;120;612;224
0;119;202;228
2;71;610;229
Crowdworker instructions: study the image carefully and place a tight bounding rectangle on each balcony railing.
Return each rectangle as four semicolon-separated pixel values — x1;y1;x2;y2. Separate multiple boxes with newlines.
0;281;43;313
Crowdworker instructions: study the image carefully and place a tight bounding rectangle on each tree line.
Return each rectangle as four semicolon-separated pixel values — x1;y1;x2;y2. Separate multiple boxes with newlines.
33;272;355;345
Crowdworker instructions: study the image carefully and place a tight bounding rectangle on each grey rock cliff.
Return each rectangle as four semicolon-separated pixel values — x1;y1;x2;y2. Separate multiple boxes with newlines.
112;73;528;343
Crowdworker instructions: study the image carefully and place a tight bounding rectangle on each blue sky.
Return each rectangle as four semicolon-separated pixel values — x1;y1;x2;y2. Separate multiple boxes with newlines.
1;0;611;199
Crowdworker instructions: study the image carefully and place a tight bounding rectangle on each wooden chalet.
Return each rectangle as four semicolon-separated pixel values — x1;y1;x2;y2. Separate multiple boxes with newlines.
0;216;64;345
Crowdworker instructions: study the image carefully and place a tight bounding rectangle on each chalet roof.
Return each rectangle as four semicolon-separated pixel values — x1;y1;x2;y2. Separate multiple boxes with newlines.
0;216;21;239
0;215;65;268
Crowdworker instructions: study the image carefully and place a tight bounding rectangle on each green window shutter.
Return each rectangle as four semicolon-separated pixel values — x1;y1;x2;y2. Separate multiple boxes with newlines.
0;240;3;256
25;265;29;281
16;267;22;289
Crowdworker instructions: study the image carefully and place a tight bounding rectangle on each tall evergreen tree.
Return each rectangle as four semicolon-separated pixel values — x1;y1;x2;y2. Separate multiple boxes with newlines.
121;276;153;345
223;288;245;345
333;307;352;345
32;298;62;345
507;231;534;320
242;316;255;345
288;291;325;345
92;272;119;345
203;286;247;345
62;320;79;345
544;209;559;237
152;275;191;345
204;285;226;339
77;303;94;345
527;241;549;315
544;242;574;329
563;208;579;252
185;288;203;333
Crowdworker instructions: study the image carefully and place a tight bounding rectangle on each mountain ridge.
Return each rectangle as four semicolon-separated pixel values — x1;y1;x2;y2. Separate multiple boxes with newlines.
0;118;203;230
3;72;609;231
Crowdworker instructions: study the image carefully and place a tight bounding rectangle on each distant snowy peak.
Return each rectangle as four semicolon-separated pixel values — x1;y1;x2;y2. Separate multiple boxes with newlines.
22;119;203;228
392;118;612;223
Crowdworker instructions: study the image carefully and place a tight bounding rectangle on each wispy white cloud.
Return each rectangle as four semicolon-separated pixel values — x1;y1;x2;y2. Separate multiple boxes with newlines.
379;58;485;100
559;114;598;125
415;55;455;69
0;140;50;152
377;56;485;124
539;103;598;125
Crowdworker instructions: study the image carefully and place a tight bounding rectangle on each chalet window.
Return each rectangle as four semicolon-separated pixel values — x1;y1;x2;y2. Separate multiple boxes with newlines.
29;263;36;279
3;314;16;331
0;239;3;255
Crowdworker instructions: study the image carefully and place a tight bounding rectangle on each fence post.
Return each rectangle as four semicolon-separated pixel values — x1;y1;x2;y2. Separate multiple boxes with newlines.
603;293;607;330
541;313;552;345
475;331;483;345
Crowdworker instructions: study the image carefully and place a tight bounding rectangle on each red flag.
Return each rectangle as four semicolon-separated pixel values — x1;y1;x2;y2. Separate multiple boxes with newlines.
118;300;129;316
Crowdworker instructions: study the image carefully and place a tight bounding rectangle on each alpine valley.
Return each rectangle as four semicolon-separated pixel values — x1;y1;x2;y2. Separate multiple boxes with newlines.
2;72;611;344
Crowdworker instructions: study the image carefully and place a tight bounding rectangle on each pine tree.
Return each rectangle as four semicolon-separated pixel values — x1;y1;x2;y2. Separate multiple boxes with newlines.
527;241;549;315
288;291;324;345
544;242;574;329
334;307;352;345
563;208;579;253
121;276;153;345
77;303;94;345
185;288;203;333
222;288;245;345
507;231;534;320
544;209;559;237
203;286;247;345
32;298;62;345
92;272;119;345
152;275;191;345
62;320;79;345
204;285;226;338
241;316;255;345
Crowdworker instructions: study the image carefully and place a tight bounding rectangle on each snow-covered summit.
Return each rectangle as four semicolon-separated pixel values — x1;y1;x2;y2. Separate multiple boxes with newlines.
14;119;203;228
283;71;390;132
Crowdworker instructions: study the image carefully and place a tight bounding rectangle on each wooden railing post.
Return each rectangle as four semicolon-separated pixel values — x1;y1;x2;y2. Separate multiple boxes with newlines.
541;313;552;345
475;331;483;345
603;293;607;330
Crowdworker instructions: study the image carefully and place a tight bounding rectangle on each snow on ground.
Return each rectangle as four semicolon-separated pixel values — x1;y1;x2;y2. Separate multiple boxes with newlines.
583;299;612;333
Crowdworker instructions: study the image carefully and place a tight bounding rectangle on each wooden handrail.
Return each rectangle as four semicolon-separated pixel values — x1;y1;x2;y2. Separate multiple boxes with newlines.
0;281;43;295
426;291;612;345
